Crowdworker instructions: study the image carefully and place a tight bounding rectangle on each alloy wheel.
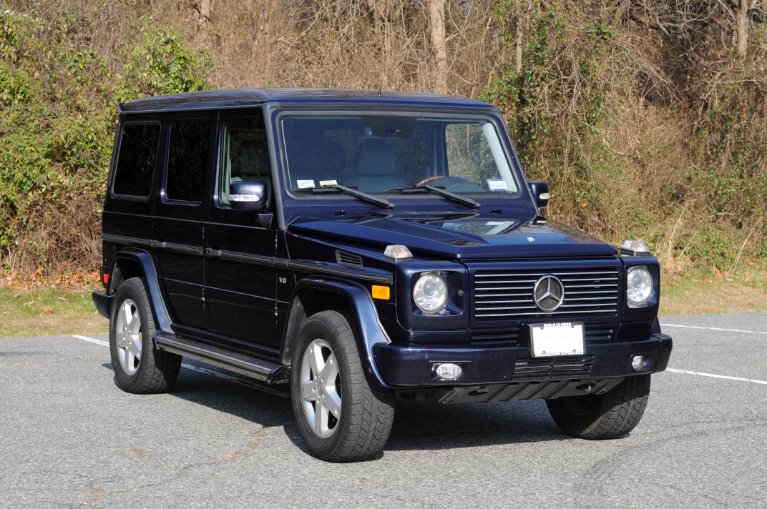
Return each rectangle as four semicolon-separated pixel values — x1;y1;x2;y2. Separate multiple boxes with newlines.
299;338;342;438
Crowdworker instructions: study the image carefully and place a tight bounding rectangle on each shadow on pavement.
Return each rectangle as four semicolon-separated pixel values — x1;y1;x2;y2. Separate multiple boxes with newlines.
102;361;570;454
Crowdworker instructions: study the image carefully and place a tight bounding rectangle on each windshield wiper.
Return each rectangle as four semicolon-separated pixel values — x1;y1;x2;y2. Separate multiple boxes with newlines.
393;184;480;209
296;184;394;210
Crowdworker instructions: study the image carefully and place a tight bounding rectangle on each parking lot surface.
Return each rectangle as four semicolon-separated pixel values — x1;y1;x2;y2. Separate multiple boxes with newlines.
1;313;765;508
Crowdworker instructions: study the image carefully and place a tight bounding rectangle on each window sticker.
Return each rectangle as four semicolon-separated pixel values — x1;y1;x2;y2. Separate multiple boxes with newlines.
297;179;315;189
319;179;338;187
487;178;508;192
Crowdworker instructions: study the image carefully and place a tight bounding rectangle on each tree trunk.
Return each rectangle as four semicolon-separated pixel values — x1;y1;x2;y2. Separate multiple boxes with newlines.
514;10;524;74
736;0;748;57
429;0;449;94
197;0;214;26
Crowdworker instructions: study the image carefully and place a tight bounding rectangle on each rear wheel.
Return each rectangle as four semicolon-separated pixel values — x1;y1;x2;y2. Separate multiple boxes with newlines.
109;277;181;394
546;374;651;439
290;310;394;462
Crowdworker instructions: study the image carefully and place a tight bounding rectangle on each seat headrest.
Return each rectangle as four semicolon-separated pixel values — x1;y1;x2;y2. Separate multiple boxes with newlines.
318;142;346;176
354;141;398;176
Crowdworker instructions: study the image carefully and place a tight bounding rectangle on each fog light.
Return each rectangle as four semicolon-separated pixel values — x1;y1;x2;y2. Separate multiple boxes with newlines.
435;363;463;380
631;355;645;371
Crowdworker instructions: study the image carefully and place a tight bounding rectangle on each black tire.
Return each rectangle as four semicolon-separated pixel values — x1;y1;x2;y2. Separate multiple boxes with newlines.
109;277;181;394
546;374;651;439
290;310;395;462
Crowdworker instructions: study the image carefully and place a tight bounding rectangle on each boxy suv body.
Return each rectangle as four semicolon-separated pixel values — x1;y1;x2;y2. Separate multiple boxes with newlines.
93;89;672;462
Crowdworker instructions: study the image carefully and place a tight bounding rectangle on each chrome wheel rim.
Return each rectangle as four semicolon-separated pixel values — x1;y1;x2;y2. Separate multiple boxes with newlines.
299;338;342;438
114;299;142;376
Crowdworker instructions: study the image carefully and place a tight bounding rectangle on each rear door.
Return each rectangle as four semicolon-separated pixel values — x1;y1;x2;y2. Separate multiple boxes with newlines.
153;114;215;329
204;109;280;352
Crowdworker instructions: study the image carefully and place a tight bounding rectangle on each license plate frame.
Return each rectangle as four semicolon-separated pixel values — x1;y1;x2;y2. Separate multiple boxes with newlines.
529;322;585;358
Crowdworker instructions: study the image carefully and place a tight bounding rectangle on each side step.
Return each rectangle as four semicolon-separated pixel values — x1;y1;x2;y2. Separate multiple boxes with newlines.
154;334;289;385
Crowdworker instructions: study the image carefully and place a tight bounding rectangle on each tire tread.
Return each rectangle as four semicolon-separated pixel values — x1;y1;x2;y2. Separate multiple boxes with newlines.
291;310;394;462
110;278;181;394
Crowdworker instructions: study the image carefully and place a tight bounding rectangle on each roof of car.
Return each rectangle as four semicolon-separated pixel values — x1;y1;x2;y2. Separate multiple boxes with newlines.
119;88;497;113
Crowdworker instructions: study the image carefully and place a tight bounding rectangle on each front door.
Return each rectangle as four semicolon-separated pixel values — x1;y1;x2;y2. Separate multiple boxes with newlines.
153;114;214;330
204;110;280;353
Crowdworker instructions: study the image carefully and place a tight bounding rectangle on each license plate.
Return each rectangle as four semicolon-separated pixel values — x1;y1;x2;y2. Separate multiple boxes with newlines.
530;322;585;358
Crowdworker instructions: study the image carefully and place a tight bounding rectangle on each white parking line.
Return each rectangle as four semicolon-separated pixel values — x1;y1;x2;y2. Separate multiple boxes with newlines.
72;334;109;347
661;323;767;335
667;368;767;385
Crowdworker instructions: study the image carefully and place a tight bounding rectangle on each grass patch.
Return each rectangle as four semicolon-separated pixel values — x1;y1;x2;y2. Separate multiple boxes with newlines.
661;270;767;315
0;285;107;337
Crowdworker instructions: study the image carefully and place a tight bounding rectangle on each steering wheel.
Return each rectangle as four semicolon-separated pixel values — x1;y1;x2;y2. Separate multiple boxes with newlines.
413;175;446;187
413;175;485;193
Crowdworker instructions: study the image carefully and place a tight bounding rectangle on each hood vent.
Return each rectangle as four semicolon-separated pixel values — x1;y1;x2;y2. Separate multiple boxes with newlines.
336;250;363;268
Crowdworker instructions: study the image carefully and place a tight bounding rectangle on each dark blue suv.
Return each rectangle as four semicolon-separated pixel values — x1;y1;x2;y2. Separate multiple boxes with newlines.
93;89;672;462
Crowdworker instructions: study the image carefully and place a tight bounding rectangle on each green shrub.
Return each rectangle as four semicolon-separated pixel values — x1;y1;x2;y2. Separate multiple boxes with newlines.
0;12;209;276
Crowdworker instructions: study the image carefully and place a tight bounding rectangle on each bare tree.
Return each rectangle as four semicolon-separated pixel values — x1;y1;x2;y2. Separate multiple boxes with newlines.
429;0;449;94
734;0;749;57
192;0;214;27
514;4;525;74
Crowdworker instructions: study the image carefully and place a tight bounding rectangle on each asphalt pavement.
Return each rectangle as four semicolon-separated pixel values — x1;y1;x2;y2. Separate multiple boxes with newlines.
1;313;765;508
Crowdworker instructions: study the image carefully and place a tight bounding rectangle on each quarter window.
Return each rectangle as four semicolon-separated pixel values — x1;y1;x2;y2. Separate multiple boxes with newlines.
113;123;160;197
166;119;211;202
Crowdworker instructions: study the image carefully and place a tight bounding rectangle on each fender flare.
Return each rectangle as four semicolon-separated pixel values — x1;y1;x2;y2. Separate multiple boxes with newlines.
111;248;174;334
281;276;392;388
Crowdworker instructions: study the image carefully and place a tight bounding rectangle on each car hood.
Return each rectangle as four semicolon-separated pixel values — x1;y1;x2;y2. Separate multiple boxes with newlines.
288;213;617;260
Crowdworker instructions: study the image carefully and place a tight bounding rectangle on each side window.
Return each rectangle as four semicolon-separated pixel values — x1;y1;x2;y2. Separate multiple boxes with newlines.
113;123;160;197
166;119;211;202
219;116;271;206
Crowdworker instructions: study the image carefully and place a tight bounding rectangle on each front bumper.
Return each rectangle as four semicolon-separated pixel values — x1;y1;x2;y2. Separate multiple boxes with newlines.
373;333;672;389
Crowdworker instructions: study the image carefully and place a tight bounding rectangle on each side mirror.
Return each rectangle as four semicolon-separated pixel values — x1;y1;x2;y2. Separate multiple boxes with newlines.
229;181;266;211
528;180;550;208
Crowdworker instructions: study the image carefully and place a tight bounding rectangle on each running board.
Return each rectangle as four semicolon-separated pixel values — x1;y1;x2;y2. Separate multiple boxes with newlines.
154;334;289;385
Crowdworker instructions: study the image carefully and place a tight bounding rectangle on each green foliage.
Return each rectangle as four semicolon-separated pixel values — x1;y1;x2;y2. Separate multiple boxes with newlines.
482;1;620;233
484;0;767;277
0;11;210;275
117;29;210;103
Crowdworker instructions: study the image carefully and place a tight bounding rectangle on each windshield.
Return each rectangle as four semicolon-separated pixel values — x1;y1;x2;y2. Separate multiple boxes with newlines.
281;114;520;196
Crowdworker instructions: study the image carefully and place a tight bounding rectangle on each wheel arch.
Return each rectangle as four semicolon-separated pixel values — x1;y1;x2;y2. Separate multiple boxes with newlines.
110;248;173;334
280;277;391;387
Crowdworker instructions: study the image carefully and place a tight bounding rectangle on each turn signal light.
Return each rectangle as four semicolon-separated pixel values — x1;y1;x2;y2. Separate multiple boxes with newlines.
371;285;390;300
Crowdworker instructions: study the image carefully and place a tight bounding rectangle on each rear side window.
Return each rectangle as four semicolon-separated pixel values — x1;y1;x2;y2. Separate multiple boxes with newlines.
113;123;161;197
166;119;211;202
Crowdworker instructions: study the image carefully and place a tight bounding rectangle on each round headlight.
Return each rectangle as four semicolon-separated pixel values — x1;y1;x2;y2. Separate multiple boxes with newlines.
413;272;448;314
627;266;654;308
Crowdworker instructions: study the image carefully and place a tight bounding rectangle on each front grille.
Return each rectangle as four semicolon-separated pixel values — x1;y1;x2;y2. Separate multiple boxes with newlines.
513;355;594;380
474;268;620;320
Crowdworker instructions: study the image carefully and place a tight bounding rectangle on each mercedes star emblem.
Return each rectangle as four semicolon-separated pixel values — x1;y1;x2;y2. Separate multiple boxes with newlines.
533;275;565;312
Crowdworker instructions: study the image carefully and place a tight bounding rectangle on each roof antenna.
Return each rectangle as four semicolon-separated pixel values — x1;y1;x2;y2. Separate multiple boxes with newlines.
377;84;382;99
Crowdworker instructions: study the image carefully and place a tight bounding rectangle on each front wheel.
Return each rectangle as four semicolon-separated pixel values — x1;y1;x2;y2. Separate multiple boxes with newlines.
290;310;394;462
546;374;651;439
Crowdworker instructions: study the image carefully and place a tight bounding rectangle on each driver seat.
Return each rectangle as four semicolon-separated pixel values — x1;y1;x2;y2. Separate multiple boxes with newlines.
345;140;408;193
